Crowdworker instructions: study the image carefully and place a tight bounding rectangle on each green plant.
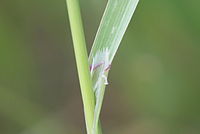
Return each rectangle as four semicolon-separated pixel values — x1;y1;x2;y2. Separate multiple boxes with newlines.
66;0;139;134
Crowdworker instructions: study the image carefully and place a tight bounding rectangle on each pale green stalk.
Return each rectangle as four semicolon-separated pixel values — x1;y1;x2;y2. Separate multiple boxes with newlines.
66;0;95;133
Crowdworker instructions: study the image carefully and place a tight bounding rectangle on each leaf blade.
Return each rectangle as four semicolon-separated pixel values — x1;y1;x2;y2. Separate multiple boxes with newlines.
89;0;139;63
89;0;140;133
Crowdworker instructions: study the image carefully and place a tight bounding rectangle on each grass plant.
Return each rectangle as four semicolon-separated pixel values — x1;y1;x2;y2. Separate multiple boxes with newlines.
66;0;139;133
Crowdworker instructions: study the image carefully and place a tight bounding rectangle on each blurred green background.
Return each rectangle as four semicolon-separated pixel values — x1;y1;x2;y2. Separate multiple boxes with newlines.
0;0;200;134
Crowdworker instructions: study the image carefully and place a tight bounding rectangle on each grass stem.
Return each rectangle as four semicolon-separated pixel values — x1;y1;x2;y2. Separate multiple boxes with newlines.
66;0;95;133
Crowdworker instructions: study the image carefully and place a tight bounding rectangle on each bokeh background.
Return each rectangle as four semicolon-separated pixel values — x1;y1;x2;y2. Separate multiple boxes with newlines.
0;0;200;134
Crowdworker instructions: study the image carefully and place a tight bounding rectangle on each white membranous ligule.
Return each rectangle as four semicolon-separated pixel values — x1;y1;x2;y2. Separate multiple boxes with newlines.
90;48;111;92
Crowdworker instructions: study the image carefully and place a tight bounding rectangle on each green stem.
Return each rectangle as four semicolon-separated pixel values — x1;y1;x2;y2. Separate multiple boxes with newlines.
66;0;95;133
